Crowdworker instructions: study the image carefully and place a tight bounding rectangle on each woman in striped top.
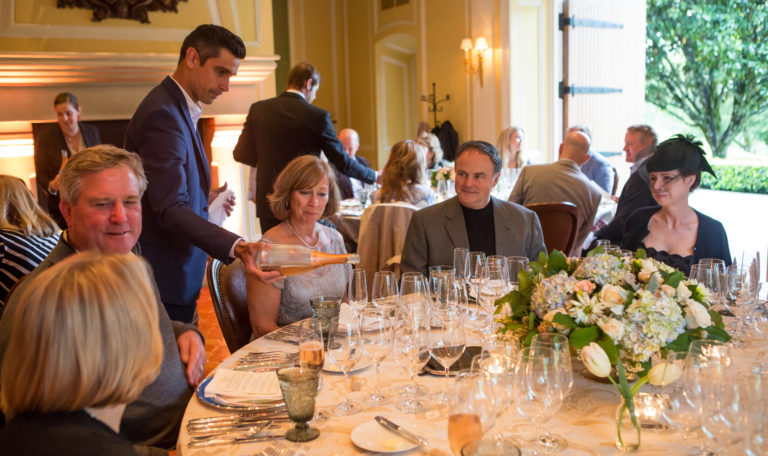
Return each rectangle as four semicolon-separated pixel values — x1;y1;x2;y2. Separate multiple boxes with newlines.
0;176;60;307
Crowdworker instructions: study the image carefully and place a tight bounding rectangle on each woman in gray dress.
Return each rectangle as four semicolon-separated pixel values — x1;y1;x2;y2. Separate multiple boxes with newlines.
246;155;349;338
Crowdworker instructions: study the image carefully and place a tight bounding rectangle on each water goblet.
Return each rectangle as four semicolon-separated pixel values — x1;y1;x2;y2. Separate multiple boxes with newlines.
276;366;320;442
372;271;399;314
309;295;341;346
359;308;395;405
325;316;362;415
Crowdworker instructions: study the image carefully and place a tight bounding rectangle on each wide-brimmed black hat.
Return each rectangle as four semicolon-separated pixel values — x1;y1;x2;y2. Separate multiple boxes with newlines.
646;134;716;178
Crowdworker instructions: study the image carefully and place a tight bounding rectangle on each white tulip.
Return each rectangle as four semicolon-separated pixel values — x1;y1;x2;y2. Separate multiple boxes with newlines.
581;342;611;378
648;361;682;386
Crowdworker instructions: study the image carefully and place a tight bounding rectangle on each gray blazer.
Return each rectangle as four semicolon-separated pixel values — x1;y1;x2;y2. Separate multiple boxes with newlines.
400;196;546;275
508;159;602;256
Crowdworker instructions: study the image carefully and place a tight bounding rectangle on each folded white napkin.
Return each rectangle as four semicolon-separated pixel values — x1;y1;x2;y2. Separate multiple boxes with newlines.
206;368;282;403
208;189;235;226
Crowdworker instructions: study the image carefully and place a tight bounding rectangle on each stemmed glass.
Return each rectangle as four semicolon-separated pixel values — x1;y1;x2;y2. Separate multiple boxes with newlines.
530;333;573;400
448;370;496;455
393;308;431;413
400;273;430;317
486;256;508;282
727;267;759;343
298;319;325;373
359;307;395;405
454;248;470;284
659;350;701;455
348;268;368;322
429;311;466;404
506;256;529;290
325;316;362;415
478;265;509;335
515;346;567;454
371;271;399;314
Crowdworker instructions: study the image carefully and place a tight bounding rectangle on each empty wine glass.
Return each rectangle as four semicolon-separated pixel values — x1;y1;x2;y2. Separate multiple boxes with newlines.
348;268;368;319
429;311;466;404
727;267;759;344
530;333;573;399
372;271;399;314
478;265;508;334
400;273;430;318
454;248;470;282
660;350;702;455
486;256;508;282
359;308;395;405
393;310;431;413
466;252;487;321
325;316;362;415
505;256;529;289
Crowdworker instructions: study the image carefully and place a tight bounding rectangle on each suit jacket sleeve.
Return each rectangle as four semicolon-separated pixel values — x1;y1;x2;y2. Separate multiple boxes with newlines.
507;169;526;204
136;107;239;261
232;106;258;167
594;160;613;195
400;211;428;275
319;113;376;184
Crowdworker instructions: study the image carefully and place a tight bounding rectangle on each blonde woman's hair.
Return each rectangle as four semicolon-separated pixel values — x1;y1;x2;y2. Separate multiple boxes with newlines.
378;140;425;203
417;133;443;168
268;155;340;221
496;125;526;169
0;252;163;420
61;145;147;205
0;175;59;237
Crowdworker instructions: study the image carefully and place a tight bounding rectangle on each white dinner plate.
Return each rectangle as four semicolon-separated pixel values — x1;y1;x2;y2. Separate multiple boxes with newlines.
323;356;373;374
339;199;360;207
350;420;419;453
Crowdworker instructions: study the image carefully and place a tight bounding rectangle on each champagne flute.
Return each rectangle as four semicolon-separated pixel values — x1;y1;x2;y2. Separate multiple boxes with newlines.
393;311;431;413
359;308;395;405
372;270;399;314
298;319;325;373
325;316;362;415
347;268;368;320
429;312;466;404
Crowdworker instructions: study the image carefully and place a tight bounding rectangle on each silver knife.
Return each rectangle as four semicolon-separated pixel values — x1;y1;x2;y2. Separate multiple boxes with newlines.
374;416;429;448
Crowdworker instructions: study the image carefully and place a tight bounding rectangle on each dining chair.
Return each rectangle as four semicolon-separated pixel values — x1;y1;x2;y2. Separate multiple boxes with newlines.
525;201;579;256
357;202;419;294
611;167;619;196
206;258;253;353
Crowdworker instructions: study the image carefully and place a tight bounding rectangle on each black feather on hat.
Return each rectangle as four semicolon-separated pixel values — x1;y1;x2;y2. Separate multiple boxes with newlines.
646;134;716;178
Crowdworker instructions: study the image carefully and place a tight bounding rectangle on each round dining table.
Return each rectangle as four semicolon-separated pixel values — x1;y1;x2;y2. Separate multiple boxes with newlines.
176;314;767;455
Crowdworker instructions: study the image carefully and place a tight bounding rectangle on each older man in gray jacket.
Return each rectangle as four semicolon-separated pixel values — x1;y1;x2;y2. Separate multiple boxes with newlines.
401;140;545;275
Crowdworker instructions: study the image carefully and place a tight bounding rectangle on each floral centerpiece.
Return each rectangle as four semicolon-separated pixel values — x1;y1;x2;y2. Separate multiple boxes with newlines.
430;163;455;188
494;248;730;450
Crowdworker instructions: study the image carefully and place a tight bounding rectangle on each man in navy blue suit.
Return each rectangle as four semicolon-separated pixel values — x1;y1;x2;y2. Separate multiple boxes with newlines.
126;25;278;323
233;62;378;232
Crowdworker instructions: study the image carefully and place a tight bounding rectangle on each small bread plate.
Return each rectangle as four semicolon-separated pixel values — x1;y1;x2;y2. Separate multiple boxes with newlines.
196;376;284;411
351;420;420;453
323;356;373;374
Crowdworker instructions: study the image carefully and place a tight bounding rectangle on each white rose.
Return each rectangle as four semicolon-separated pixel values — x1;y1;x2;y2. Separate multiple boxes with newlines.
677;282;692;299
685;300;712;329
600;285;627;307
598;318;625;341
648;361;682;386
581;342;611;378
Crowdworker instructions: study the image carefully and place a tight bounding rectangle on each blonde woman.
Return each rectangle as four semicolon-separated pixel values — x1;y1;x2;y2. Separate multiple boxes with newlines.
0;175;60;306
247;155;349;337
496;125;527;171
418;133;448;170
372;140;436;208
0;252;162;455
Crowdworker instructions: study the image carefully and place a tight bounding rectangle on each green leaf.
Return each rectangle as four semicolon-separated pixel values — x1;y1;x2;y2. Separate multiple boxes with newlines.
569;326;599;349
708;309;724;328
528;311;536;331
552;312;577;329
523;330;536;347
702;325;730;342
546;250;569;275
597;335;618;364
635;248;647;260
518;271;534;296
663;271;685;288
587;246;605;257
538;251;548;266
666;331;692;353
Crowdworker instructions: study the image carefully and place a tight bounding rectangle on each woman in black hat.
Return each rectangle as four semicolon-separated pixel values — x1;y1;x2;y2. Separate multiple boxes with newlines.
620;134;731;275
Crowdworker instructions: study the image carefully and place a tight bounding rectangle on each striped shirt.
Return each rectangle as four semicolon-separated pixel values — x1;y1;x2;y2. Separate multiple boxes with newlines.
0;229;60;306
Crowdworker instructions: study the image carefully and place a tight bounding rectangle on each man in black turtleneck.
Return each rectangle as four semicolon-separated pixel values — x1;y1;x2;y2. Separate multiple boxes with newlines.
401;140;546;275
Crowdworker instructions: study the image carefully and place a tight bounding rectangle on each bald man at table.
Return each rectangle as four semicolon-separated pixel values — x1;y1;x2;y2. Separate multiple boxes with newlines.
401;140;545;275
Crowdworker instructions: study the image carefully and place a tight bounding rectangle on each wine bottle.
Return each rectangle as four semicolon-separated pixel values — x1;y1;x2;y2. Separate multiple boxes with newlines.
256;244;359;276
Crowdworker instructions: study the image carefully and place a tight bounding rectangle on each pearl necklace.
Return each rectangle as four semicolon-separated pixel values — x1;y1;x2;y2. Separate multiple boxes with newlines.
286;221;320;249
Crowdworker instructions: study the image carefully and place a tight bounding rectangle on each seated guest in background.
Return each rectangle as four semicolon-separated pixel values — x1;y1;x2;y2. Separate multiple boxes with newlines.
34;92;101;229
372;140;436;209
401;140;545;275
0;145;206;449
247;156;349;338
0;176;60;308
418;133;448;171
568;124;615;194
593;124;658;245
508;131;602;257
0;252;162;455
335;128;373;200
621;135;730;275
496;125;527;177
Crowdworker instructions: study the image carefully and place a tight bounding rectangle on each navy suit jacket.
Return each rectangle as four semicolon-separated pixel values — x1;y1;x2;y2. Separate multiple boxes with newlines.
233;91;376;220
594;159;656;245
126;76;239;318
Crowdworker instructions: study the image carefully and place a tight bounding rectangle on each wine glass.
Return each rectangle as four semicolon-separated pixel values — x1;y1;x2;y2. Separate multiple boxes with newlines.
466;252;487;321
727;267;759;344
372;271;399;314
454;248;470;283
505;256;529;290
400;273;430;318
478;265;508;334
392;310;431;413
429;311;466;404
486;256;508;284
530;333;573;399
325;316;362;415
276;366;320;442
347;268;368;320
659;350;702;454
515;346;567;453
697;259;728;310
359;308;395;405
448;370;496;455
298;319;325;373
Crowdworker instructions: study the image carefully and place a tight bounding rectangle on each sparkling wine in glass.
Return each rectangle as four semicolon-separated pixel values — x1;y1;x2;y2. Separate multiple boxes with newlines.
298;319;325;372
448;371;495;455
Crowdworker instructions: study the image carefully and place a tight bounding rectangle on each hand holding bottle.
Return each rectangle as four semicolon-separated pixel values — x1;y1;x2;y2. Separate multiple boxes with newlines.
235;240;284;283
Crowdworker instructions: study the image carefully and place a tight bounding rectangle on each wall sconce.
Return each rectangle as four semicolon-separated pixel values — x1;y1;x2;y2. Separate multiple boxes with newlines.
460;36;488;87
